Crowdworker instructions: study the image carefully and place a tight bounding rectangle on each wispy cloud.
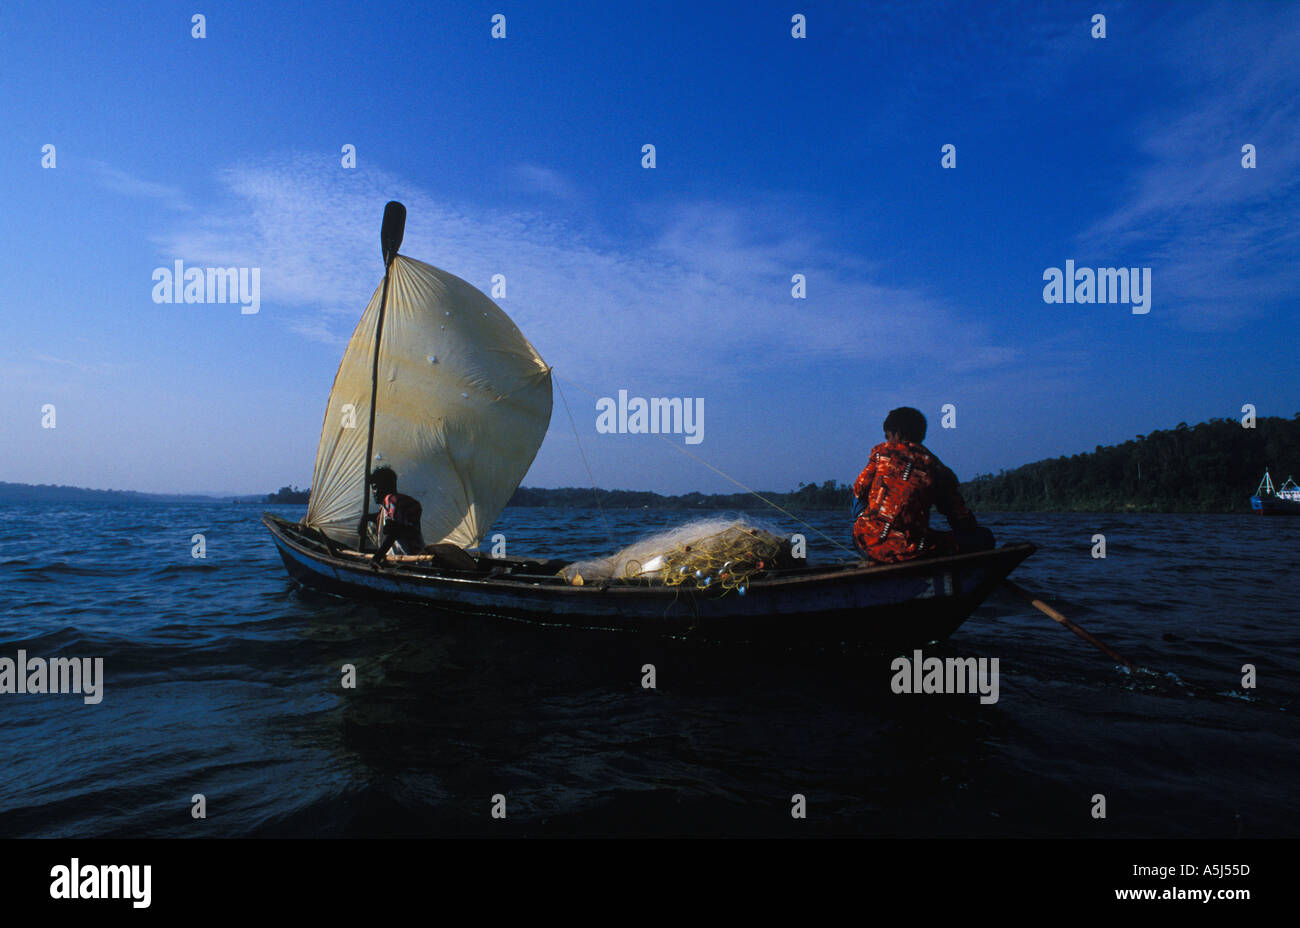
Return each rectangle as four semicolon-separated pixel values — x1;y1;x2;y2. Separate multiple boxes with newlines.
30;352;124;377
156;154;1019;390
1079;4;1300;328
285;318;350;347
860;0;1099;118
509;163;576;199
84;159;190;211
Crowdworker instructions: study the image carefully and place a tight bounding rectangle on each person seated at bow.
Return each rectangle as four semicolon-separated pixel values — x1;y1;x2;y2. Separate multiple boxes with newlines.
851;407;995;564
364;466;425;565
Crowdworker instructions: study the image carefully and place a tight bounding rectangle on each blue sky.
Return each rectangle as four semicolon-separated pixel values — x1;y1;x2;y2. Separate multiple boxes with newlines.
2;0;1297;495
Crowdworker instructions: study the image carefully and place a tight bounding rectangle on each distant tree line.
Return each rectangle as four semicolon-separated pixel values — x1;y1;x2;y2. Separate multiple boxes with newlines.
958;414;1300;513
262;414;1298;514
507;479;853;511
0;482;151;502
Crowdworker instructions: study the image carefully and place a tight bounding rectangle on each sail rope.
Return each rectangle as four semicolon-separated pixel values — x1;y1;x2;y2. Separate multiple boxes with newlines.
551;372;859;558
555;376;619;551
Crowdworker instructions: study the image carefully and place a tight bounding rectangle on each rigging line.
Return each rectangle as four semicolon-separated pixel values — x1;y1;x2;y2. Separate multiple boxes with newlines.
359;259;396;551
555;375;618;551
551;372;859;558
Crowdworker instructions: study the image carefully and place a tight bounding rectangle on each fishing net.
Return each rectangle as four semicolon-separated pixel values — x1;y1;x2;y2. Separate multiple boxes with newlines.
559;518;789;594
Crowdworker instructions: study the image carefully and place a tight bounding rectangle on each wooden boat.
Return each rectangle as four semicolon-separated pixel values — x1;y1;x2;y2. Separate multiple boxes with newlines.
264;201;1037;648
264;513;1035;649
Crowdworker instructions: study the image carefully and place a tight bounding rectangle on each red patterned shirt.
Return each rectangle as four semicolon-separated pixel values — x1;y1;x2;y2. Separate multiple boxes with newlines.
852;441;974;562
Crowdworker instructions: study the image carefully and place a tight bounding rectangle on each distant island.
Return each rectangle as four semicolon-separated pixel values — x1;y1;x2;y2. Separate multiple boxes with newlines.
266;485;311;504
8;413;1296;513
0;482;225;504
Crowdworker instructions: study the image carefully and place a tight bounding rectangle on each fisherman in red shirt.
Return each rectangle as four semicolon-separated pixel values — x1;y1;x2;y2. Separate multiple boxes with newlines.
851;407;994;563
364;466;425;565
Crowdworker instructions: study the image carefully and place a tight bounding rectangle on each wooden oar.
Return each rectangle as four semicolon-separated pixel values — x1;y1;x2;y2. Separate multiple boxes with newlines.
1002;579;1136;671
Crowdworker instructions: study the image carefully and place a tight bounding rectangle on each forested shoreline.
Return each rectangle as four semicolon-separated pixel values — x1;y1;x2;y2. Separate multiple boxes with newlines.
10;415;1295;514
508;415;1300;514
959;415;1299;513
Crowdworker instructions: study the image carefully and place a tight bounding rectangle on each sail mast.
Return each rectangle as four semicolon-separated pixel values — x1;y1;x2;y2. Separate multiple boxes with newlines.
357;200;407;549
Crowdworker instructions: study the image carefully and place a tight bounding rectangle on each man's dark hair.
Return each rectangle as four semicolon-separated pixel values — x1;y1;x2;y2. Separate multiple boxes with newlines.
883;407;927;442
367;465;397;493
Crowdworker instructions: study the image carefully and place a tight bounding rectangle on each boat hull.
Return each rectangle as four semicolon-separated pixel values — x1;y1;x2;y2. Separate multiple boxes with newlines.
1251;495;1300;515
262;514;1035;649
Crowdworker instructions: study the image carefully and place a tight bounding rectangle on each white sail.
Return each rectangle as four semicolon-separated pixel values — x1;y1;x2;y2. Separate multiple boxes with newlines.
304;255;552;550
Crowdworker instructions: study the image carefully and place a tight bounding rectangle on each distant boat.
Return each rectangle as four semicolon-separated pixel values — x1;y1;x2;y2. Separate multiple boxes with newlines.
1250;469;1300;515
263;201;1036;648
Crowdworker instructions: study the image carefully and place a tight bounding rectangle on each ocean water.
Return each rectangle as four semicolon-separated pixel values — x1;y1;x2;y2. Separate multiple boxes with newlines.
0;502;1296;838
